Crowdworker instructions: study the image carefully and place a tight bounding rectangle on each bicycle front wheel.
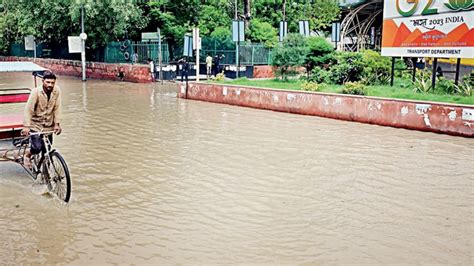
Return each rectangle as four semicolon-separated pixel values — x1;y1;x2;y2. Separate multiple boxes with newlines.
47;151;71;203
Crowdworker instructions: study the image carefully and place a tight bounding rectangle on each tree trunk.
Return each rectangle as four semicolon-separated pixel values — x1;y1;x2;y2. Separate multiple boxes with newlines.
243;0;251;30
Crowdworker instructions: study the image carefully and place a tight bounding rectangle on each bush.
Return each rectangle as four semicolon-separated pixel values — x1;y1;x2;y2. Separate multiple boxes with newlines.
301;81;327;92
342;82;368;95
271;33;309;80
465;72;474;86
327;52;364;84
455;81;472;96
360;50;391;85
305;36;334;72
249;19;278;48
412;70;432;93
210;27;235;50
307;67;331;84
394;59;407;78
436;77;456;94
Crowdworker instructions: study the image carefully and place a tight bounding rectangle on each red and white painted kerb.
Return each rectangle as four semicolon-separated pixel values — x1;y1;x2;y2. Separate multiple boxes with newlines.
178;83;474;138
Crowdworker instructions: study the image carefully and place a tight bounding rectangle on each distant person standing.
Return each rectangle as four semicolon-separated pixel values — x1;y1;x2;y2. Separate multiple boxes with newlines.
212;55;219;76
148;58;155;81
206;54;213;79
181;58;190;83
132;52;138;64
218;54;225;74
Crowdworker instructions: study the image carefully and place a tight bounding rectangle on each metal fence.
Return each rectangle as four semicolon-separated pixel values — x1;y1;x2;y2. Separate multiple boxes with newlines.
104;41;170;64
9;39;273;66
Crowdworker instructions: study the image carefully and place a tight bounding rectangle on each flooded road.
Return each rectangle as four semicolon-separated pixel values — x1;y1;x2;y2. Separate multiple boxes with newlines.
1;73;473;264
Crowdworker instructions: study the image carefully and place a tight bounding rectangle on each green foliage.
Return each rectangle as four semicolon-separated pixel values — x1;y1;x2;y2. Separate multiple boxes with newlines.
0;0;341;58
0;8;16;54
308;67;331;84
147;1;194;48
210;27;234;50
360;50;391;85
249;19;278;48
70;2;148;49
0;0;147;51
198;4;231;36
305;36;334;72
436;77;457;94
455;72;474;97
465;72;474;86
327;51;364;84
251;0;339;36
394;59;407;78
342;82;368;96
412;70;432;93
311;0;341;31
301;81;327;92
271;33;309;80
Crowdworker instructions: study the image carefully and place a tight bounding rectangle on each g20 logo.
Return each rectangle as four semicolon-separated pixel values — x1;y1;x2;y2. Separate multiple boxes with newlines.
396;0;474;17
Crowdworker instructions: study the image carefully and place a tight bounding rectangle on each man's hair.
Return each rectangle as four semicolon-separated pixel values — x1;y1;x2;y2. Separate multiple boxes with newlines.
42;70;56;80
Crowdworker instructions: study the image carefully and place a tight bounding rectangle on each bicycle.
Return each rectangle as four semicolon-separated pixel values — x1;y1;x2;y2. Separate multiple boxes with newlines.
1;131;71;203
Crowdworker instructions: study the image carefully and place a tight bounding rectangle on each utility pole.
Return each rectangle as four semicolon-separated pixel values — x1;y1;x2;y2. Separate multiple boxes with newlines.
235;0;239;78
158;28;163;84
80;3;86;81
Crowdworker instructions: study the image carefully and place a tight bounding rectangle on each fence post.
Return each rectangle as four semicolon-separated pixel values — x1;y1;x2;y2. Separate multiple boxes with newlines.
251;45;255;66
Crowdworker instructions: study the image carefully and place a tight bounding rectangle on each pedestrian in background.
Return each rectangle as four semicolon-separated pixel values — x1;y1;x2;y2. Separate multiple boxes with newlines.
180;58;190;83
132;52;138;64
206;54;213;79
148;58;155;81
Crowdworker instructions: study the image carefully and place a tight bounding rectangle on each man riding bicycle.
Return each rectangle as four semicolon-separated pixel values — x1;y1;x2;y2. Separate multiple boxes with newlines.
21;70;62;168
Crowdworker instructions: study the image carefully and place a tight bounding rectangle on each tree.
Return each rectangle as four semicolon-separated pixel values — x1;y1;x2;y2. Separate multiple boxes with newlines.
69;2;148;49
210;26;234;50
0;1;147;55
305;36;334;71
198;4;232;36
146;0;200;60
271;33;309;80
249;19;278;48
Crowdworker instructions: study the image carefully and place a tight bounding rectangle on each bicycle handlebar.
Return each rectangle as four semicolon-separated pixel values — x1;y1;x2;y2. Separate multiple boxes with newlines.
29;131;55;136
14;131;55;146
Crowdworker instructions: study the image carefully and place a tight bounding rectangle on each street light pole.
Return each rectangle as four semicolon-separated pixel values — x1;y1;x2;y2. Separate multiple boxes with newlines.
235;0;239;78
81;3;86;81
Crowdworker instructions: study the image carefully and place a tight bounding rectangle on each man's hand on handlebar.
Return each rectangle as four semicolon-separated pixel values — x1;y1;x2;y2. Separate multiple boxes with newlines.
21;127;30;136
54;124;62;135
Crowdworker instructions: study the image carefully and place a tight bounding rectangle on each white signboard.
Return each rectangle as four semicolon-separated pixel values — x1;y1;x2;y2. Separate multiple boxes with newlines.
381;0;474;58
232;20;245;42
141;32;159;41
68;36;82;53
279;21;288;42
24;36;35;51
299;20;310;37
192;28;201;50
183;35;193;57
332;22;341;42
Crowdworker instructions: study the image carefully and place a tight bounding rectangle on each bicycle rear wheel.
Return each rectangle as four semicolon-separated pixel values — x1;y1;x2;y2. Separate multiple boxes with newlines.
47;151;71;202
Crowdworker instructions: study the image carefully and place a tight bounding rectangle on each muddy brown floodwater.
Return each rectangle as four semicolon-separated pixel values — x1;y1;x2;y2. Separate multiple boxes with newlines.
1;73;473;264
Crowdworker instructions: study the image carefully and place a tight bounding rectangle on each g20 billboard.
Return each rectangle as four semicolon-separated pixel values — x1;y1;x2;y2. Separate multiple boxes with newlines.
381;0;474;58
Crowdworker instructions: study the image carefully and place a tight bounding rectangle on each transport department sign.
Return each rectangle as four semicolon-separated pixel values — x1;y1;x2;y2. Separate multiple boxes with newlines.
381;0;474;58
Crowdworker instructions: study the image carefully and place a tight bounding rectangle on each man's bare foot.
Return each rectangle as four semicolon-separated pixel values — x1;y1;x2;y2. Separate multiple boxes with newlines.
23;155;32;169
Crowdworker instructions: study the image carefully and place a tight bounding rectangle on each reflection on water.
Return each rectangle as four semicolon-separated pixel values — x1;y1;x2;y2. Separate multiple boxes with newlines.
1;73;473;264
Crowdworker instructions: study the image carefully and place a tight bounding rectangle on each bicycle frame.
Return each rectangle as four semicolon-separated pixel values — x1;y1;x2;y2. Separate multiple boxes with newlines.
0;131;54;179
29;131;55;179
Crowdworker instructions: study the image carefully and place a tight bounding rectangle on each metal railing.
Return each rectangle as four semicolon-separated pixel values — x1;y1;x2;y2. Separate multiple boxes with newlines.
104;41;170;64
9;40;273;66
